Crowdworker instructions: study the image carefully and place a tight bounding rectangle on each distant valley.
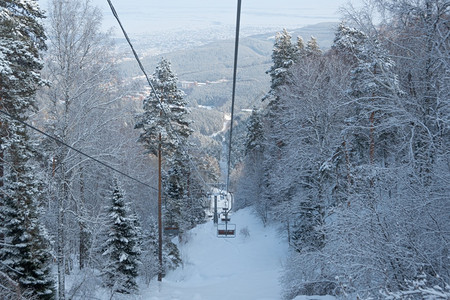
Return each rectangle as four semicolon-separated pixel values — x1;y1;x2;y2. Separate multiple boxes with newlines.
118;22;339;149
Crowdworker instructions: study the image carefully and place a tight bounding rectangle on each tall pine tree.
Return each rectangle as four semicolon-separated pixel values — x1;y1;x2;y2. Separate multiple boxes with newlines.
135;58;191;157
135;58;192;274
0;0;55;298
264;28;298;108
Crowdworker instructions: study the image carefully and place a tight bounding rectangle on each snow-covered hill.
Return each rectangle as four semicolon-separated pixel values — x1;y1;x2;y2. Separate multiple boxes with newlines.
141;207;288;300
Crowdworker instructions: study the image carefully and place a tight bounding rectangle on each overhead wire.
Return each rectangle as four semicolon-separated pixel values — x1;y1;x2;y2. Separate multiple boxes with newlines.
106;0;208;187
226;0;242;194
0;109;157;191
2;1;242;196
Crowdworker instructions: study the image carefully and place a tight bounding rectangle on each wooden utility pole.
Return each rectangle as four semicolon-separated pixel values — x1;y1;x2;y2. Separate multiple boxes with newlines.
157;133;163;281
0;129;3;188
0;96;4;189
0;97;4;249
369;111;375;165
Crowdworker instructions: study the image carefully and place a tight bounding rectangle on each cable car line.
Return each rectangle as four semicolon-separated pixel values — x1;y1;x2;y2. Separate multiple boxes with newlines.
107;0;208;187
226;0;242;194
0;1;243;198
106;0;215;280
0;109;157;191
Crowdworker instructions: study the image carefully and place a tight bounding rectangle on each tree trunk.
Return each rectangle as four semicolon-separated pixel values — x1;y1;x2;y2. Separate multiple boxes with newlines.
57;201;65;299
79;165;88;269
57;164;67;300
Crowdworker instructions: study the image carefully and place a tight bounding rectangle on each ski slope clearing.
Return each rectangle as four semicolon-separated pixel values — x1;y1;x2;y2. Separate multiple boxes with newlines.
141;207;289;300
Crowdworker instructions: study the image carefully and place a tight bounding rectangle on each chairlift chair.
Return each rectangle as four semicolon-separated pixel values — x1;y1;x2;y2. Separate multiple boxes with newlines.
217;223;236;238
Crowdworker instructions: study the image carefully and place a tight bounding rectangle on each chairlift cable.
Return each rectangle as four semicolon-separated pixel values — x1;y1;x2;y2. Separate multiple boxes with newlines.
0;109;157;191
106;0;208;187
226;0;242;194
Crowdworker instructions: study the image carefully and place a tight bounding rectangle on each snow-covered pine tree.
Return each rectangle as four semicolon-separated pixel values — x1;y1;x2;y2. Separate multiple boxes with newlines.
333;24;403;207
258;29;299;224
135;58;192;157
235;108;265;210
333;23;402;213
0;1;55;298
245;107;264;157
135;58;193;270
333;23;402;163
324;22;434;293
271;36;353;297
305;36;322;57
296;36;306;60
102;178;141;294
378;1;449;287
139;218;159;284
265;28;298;107
164;150;187;235
162;239;182;276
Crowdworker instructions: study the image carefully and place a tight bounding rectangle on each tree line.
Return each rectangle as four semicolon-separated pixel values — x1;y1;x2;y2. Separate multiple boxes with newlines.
234;0;449;298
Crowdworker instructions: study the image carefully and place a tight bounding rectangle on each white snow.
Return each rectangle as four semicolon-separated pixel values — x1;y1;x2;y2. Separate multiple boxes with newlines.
119;252;128;262
140;207;289;300
293;296;336;300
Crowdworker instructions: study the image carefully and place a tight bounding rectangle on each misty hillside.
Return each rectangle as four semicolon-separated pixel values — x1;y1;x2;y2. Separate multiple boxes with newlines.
251;22;339;48
120;22;338;137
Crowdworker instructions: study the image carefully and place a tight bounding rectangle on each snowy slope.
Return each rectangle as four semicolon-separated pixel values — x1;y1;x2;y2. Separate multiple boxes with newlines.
140;207;288;300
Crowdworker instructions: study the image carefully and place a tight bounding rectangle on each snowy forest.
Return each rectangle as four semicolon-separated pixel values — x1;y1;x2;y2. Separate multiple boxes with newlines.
0;0;449;299
234;0;450;298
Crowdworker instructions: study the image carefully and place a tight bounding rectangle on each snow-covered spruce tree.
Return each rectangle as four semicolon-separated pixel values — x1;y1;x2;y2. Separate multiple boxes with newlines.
264;28;299;114
326;24;420;293
381;0;450;286
278;47;353;298
135;58;192;157
0;1;55;299
135;58;192;271
164;150;187;235
258;29;299;224
287;39;328;254
102;179;141;294
305;36;322;57
353;0;449;290
162;66;194;235
334;23;402;166
139;218;159;284
165;148;206;233
245;107;265;158
235;108;265;210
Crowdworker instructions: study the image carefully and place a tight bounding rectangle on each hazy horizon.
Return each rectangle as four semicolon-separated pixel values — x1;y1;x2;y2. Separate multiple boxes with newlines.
38;0;363;35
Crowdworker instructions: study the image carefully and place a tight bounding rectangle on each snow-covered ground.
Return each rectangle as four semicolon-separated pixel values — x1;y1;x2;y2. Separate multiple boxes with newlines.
140;207;289;300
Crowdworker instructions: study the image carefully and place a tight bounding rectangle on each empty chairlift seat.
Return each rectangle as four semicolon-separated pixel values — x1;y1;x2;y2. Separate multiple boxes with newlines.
217;223;236;238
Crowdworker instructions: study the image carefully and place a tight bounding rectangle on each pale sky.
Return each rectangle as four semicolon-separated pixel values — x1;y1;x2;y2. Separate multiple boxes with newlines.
38;0;363;35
